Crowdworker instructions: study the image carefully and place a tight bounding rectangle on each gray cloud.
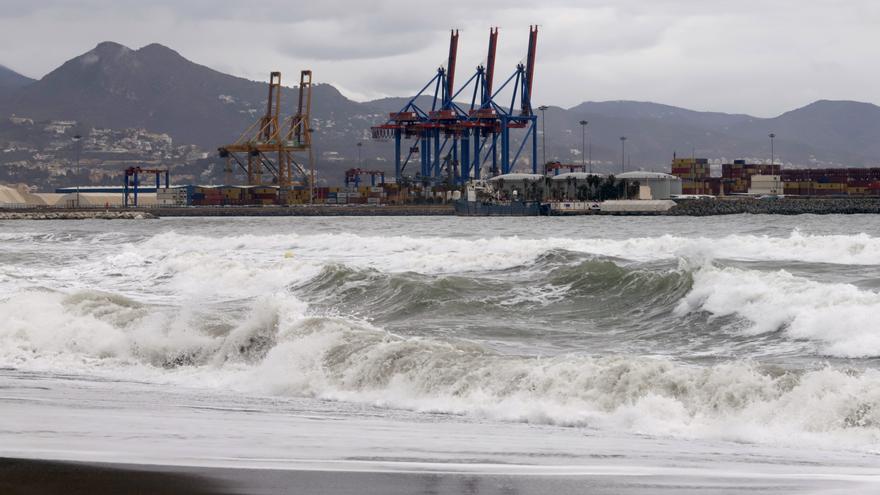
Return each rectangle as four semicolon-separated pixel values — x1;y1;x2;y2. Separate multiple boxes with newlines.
0;0;878;116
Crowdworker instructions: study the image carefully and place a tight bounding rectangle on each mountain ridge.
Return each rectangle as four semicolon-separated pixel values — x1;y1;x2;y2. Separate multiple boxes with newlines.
0;64;35;92
2;41;879;180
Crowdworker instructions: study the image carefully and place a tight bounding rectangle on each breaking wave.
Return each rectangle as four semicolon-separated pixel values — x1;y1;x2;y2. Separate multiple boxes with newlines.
4;225;880;450
130;229;880;276
2;278;880;451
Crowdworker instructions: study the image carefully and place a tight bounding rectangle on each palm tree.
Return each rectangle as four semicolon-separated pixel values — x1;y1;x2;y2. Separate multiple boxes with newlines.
586;174;600;200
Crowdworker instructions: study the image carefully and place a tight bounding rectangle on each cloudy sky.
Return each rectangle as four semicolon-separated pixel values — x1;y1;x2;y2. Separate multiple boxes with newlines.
0;0;877;116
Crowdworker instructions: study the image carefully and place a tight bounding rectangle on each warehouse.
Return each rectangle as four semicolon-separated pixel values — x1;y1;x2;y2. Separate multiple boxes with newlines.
52;192;155;208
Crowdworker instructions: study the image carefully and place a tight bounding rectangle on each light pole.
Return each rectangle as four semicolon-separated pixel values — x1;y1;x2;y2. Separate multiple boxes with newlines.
356;141;363;168
539;105;549;173
769;133;776;165
579;120;588;172
588;133;592;174
620;136;627;174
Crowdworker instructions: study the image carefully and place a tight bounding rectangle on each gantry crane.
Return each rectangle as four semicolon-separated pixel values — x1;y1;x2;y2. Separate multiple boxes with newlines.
371;27;539;185
218;70;313;204
344;168;386;188
123;166;170;207
545;162;587;175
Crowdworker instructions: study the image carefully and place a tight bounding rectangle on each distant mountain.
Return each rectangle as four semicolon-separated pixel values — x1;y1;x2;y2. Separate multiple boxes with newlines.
2;40;880;186
0;64;34;92
750;100;880;164
0;42;367;148
569;100;755;130
555;99;880;171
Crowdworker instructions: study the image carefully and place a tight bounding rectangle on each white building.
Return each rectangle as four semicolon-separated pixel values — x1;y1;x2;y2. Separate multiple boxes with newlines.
748;175;782;195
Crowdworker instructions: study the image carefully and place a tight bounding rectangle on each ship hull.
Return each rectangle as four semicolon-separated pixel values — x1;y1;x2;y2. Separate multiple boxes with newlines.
453;200;546;216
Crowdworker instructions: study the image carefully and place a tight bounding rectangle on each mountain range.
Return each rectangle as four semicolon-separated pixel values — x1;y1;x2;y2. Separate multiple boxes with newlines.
0;64;34;91
2;41;880;184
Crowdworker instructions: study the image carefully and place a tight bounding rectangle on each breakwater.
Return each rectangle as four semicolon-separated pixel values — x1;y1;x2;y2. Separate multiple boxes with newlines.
154;205;454;217
668;197;880;216
0;210;156;220
5;200;880;219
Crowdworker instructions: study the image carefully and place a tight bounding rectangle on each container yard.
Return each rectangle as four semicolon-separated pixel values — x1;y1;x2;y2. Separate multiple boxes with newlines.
668;159;880;198
671;158;713;195
721;160;782;194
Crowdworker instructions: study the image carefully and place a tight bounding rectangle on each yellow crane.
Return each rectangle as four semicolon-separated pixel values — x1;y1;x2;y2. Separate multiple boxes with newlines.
218;70;313;204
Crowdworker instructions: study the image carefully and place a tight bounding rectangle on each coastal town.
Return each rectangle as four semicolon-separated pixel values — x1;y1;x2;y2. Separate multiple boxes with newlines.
0;115;211;190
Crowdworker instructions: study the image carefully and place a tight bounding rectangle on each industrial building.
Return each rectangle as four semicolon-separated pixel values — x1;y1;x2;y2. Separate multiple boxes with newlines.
616;171;682;200
0;183;152;208
748;175;783;195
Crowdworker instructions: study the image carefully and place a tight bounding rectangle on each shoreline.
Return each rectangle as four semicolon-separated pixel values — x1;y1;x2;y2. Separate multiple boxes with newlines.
1;457;865;495
667;197;880;216
4;197;880;219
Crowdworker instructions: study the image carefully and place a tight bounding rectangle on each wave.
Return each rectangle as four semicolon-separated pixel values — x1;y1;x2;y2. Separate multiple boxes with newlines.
676;265;880;358
2;287;880;451
292;258;695;335
5;225;880;450
112;229;880;280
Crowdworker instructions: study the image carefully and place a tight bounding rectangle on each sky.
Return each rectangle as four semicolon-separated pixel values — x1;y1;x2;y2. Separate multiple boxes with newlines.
0;0;877;117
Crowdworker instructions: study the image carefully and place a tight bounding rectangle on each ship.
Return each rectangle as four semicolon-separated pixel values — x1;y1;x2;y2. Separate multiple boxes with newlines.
453;199;546;216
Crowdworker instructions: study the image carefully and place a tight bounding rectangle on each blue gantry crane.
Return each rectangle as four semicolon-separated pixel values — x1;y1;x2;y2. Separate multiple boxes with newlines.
123;166;170;207
372;26;539;185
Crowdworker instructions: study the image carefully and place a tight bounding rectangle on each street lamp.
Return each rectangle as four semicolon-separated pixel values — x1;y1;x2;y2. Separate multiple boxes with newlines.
768;133;776;165
620;136;627;173
356;141;363;168
539;105;549;172
588;132;592;174
579;120;588;173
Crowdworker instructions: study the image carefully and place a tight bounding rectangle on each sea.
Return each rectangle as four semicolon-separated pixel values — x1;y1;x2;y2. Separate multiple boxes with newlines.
1;215;879;492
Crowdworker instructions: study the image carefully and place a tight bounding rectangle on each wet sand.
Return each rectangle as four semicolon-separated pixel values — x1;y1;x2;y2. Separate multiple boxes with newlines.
1;457;863;495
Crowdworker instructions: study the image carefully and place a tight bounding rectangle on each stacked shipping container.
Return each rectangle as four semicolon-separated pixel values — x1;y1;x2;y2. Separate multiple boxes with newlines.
721;160;782;194
671;158;713;195
781;168;880;197
669;158;880;197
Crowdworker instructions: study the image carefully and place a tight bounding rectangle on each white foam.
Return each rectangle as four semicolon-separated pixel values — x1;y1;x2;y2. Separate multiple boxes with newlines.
134;229;880;274
4;226;880;452
237;314;880;451
2;288;879;452
676;265;880;358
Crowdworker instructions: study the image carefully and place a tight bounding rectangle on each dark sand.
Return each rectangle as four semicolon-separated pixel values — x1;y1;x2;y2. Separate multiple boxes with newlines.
0;457;855;494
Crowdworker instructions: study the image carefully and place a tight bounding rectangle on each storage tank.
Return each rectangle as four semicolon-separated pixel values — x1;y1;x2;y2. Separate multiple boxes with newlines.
616;171;682;200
